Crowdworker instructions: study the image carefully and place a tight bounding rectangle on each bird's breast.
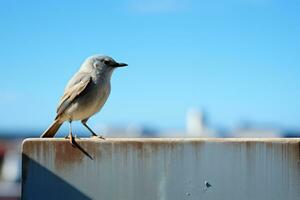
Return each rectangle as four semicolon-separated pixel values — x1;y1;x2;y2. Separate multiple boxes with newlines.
64;77;111;121
92;78;111;111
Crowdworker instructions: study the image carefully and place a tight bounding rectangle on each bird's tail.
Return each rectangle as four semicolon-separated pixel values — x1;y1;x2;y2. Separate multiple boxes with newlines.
41;119;63;138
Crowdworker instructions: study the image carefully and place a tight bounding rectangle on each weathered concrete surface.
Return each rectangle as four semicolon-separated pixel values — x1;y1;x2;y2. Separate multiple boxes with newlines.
22;138;300;200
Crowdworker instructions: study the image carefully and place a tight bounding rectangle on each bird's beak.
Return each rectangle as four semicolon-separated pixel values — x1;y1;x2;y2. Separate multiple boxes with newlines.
115;62;128;67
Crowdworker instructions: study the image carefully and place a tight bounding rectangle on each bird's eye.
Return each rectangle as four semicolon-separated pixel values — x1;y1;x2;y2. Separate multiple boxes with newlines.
104;60;110;65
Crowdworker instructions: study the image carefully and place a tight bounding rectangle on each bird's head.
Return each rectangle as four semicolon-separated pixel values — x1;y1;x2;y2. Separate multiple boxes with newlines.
80;55;127;74
90;55;127;71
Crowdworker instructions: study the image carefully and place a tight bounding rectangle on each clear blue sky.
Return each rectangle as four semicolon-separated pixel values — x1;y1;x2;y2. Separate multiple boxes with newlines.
0;0;299;132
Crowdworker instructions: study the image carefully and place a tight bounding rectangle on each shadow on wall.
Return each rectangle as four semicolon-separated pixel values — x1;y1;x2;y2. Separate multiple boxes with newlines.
22;154;91;200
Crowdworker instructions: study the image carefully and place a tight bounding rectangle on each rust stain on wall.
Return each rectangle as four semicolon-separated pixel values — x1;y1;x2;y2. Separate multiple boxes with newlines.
54;141;85;169
22;138;300;200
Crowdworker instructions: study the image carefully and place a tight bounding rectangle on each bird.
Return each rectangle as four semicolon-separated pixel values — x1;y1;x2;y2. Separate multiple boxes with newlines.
41;55;127;145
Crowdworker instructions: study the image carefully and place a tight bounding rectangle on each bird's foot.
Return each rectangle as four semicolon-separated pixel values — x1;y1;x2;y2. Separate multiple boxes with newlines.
91;135;105;140
69;136;77;147
65;135;76;147
65;135;80;139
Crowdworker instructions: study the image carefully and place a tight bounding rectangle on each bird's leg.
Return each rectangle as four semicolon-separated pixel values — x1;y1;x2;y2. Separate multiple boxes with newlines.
81;119;105;140
66;120;76;146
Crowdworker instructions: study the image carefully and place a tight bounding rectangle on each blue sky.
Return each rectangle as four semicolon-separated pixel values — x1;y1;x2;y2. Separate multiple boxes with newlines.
0;0;299;133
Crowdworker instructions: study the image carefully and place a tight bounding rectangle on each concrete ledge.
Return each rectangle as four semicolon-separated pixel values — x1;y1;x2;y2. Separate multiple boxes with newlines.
22;138;300;200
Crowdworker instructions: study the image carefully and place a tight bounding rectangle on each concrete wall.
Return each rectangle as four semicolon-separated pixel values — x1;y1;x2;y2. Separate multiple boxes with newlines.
22;138;300;200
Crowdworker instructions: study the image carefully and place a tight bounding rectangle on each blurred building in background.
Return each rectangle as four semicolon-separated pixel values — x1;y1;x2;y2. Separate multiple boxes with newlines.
186;108;216;137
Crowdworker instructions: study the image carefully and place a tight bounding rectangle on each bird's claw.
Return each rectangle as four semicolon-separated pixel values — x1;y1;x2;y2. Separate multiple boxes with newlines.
91;135;105;140
69;136;76;147
65;134;76;147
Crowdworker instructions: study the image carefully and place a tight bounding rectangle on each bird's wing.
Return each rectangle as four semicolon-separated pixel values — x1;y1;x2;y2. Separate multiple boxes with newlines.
56;73;92;118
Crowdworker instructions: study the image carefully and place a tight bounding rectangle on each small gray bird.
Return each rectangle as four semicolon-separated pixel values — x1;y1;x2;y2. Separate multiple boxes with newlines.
41;55;127;144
